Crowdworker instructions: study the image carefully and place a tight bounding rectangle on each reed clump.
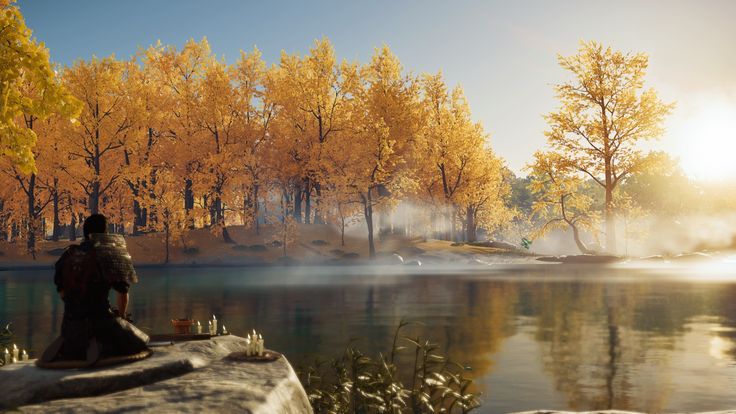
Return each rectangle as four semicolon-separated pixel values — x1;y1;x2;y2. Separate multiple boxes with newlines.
298;321;481;413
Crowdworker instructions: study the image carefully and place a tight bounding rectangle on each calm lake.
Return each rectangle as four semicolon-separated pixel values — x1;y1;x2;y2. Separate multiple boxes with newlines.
1;264;736;413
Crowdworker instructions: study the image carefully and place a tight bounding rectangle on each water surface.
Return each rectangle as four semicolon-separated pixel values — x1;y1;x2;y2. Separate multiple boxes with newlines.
1;265;735;413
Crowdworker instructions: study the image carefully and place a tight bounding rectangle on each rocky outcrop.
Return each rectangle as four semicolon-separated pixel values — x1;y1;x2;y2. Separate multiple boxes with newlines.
0;335;312;413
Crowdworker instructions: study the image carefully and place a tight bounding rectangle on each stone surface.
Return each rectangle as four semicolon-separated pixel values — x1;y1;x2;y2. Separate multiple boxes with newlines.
0;335;312;413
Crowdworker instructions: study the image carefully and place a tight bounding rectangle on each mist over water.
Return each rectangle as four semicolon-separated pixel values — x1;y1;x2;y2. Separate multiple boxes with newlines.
2;265;736;413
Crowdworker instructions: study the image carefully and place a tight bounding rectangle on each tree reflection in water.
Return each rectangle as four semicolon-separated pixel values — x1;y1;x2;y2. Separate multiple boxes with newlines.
1;267;736;412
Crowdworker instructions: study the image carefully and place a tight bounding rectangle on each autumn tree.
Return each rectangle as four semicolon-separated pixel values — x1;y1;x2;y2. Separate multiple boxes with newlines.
61;56;136;216
0;1;80;255
348;46;418;258
272;38;359;224
142;39;213;229
545;41;673;253
0;0;77;171
0;71;79;259
528;151;599;254
232;47;275;235
142;169;186;263
418;74;493;241
458;149;511;242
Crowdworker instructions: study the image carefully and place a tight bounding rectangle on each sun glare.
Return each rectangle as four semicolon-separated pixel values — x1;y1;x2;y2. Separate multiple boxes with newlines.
676;101;736;181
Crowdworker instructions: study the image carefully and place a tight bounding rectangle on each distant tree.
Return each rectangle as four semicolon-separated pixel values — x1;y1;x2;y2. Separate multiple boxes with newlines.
528;151;599;254
458;150;512;242
272;38;359;224
351;46;418;258
545;41;673;253
61;57;136;215
143;170;186;264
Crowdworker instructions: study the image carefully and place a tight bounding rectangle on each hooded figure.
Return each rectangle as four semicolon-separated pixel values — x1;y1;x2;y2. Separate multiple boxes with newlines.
39;214;149;367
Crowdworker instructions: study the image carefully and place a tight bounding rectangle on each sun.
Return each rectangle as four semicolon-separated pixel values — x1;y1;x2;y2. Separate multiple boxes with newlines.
675;100;736;181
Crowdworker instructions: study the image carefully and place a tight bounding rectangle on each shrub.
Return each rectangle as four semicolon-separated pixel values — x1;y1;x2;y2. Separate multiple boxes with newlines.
297;321;481;413
311;239;329;246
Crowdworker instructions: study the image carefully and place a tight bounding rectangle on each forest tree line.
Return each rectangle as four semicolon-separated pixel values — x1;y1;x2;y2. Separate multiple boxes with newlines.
6;0;730;260
1;15;512;259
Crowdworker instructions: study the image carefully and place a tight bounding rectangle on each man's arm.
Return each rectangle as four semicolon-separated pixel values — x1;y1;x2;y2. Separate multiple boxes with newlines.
116;292;129;317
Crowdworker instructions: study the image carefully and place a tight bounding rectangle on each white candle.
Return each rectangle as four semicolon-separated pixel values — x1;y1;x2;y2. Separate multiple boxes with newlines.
222;325;228;335
196;321;202;334
3;348;9;365
211;315;218;335
11;344;18;361
21;350;28;361
245;337;252;356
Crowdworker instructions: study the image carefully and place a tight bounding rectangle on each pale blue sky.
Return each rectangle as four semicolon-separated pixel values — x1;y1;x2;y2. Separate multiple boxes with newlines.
18;0;736;177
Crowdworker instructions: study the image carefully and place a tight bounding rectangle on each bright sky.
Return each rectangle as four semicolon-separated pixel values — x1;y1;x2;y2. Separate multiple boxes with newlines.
18;0;736;180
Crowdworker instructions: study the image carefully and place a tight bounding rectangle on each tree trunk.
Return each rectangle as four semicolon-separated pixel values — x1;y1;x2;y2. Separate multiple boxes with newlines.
571;223;595;254
26;173;37;259
253;184;259;235
164;222;170;264
69;213;77;241
294;186;303;223
362;189;376;259
132;199;142;235
465;206;476;243
52;184;61;242
304;180;311;225
604;186;616;253
604;153;617;253
89;180;100;215
313;182;322;224
341;215;346;246
184;179;194;229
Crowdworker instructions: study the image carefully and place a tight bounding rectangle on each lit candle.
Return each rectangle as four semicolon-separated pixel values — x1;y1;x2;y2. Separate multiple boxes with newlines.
245;337;252;356
258;334;264;356
208;321;213;335
196;320;202;334
11;344;18;361
21;350;28;361
222;325;228;335
3;348;9;365
212;315;218;335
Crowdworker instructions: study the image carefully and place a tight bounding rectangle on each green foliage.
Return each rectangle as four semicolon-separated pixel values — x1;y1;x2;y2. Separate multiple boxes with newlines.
297;321;481;414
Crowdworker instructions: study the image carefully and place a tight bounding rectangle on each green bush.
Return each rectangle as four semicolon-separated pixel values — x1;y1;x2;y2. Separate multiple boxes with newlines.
297;321;481;413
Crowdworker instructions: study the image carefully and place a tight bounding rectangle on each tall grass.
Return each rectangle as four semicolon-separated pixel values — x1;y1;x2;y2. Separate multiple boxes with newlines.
297;321;481;413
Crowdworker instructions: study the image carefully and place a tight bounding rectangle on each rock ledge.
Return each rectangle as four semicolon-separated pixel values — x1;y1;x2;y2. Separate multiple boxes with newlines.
0;335;312;413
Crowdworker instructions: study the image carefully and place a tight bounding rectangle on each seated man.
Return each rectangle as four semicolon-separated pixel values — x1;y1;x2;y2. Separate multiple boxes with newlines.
39;214;149;366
